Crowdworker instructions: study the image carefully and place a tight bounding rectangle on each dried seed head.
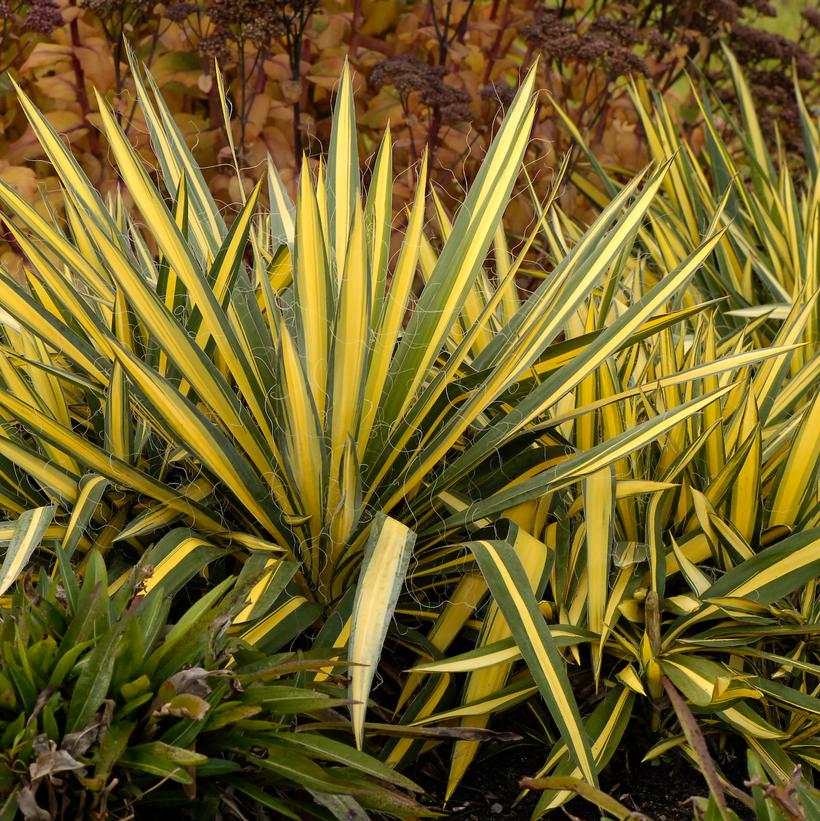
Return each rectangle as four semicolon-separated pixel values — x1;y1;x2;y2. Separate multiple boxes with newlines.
23;0;63;34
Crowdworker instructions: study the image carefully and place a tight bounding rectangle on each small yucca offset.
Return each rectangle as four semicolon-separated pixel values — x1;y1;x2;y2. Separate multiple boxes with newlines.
0;47;804;801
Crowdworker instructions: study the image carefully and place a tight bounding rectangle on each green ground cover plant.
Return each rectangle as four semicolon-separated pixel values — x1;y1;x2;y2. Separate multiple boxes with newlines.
0;546;426;819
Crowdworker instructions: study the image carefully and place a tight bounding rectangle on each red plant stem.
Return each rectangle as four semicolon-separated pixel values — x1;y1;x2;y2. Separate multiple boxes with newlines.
244;49;268;119
68;0;100;158
292;36;309;169
350;0;362;58
428;106;441;162
238;35;247;156
483;0;512;85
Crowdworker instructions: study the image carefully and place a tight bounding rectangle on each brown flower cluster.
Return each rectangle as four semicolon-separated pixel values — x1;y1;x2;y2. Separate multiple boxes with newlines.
197;30;231;62
371;55;472;125
207;0;318;49
82;0;153;17
802;8;820;31
521;0;817;157
23;0;62;34
523;9;647;80
732;23;814;78
479;81;516;110
164;1;195;22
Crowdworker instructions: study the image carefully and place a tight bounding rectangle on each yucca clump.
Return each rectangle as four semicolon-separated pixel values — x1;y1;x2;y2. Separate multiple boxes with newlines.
0;43;816;820
496;51;819;818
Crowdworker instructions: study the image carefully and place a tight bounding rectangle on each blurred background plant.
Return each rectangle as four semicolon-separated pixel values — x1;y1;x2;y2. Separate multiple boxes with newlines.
0;0;816;276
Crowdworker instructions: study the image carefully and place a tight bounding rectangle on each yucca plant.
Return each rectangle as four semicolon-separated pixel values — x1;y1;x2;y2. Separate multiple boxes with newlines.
442;57;820;818
392;306;819;814
0;542;427;820
0;45;804;805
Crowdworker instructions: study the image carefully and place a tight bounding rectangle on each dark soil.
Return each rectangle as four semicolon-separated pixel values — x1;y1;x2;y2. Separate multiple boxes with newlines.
413;729;753;819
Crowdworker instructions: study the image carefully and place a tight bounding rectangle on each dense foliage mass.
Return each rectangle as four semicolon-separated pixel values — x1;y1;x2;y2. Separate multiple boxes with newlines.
0;3;816;820
0;549;428;818
0;0;816;267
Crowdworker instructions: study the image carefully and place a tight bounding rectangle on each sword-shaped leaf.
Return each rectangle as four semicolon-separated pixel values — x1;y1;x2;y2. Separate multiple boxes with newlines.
348;514;416;749
466;536;597;786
